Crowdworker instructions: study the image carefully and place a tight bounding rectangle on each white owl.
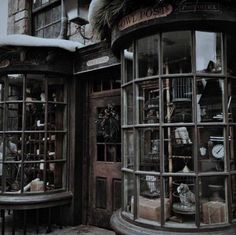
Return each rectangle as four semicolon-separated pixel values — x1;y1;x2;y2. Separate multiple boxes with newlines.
177;183;195;207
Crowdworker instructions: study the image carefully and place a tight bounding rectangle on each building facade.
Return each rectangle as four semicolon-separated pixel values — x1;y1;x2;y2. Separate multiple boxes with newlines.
0;0;236;234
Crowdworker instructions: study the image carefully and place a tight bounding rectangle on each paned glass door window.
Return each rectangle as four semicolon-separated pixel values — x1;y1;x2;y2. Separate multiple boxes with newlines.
121;30;236;230
0;74;67;194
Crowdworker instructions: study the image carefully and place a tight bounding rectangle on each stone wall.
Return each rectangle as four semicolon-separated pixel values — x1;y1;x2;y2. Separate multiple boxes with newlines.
8;0;31;35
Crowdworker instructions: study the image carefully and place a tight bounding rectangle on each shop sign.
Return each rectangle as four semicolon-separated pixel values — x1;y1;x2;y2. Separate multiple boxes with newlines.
177;2;220;12
86;56;109;67
118;4;173;31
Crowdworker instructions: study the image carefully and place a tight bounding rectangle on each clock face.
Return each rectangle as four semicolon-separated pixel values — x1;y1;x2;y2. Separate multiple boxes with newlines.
212;144;224;159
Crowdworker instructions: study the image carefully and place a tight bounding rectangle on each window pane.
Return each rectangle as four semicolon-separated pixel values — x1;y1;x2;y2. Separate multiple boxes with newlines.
123;45;133;83
228;78;236;122
48;77;65;102
163;31;192;74
48;104;66;130
137;35;159;78
197;78;224;122
46;162;64;191
4;134;22;162
26;74;45;101
198;127;224;172
0;76;5;102
227;33;236;75
7;74;23;101
25;103;45;130
229;126;236;171
196;31;222;73
47;133;66;160
4;163;22;192
200;176;227;225
123;85;133;125
124;173;134;214
0;104;3;131
137;80;159;124
24;133;45;161
139;175;162;223
139;128;160;172
164;127;193;173
163;78;192;123
231;175;236;219
124;130;134;169
164;176;196;226
6;103;23;131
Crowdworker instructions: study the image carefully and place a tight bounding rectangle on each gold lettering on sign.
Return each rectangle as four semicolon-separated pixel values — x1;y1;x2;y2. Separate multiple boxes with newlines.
118;4;173;31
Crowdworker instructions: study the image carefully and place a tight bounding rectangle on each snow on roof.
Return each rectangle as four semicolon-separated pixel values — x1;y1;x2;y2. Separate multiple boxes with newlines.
0;34;84;52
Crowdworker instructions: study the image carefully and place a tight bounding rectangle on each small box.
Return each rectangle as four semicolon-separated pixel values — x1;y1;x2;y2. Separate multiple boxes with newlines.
202;201;227;224
138;196;170;222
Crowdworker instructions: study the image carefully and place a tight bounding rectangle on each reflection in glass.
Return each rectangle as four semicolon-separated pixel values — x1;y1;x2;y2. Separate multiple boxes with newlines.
123;86;133;125
198;127;224;172
4;163;22;192
46;162;64;191
26;74;45;101
124;173;134;214
47;133;66;161
200;176;227;225
137;80;159;124
6;103;23;131
0;104;3;131
197;78;224;122
48;77;65;102
139;129;160;172
123;45;133;83
48;104;66;130
24;133;45;161
163;78;192;123
139;175;162;223
196;31;222;73
0;76;5;102
137;35;159;78
164;176;195;226
164;127;193;173
4;134;22;161
229;126;236;171
7;74;23;101
163;31;191;74
124;130;134;169
228;79;236;122
227;33;236;75
25;103;45;130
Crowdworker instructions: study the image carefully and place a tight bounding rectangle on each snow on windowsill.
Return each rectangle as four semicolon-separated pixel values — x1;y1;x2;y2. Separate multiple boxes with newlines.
0;34;84;52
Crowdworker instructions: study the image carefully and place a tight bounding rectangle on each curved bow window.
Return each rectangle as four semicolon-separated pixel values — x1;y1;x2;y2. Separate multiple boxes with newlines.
121;30;236;229
0;74;67;194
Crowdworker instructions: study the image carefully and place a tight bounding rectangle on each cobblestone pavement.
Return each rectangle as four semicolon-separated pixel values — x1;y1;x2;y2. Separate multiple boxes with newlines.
1;213;115;235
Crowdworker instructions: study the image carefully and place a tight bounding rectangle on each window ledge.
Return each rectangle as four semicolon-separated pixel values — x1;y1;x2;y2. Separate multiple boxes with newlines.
0;191;72;210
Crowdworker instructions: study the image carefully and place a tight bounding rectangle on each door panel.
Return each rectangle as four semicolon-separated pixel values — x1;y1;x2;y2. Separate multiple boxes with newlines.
88;92;121;228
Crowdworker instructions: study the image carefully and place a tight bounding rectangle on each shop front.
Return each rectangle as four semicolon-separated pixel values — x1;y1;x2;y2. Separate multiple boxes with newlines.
110;1;236;234
0;37;82;233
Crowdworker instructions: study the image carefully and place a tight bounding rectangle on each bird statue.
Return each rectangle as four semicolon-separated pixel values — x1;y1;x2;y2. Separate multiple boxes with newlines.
177;183;195;207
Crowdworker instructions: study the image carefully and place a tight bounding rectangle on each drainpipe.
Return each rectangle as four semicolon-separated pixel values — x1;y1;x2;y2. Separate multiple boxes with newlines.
58;0;68;39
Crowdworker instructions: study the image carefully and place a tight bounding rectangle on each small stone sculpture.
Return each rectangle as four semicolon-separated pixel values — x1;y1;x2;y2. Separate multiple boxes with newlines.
177;183;195;207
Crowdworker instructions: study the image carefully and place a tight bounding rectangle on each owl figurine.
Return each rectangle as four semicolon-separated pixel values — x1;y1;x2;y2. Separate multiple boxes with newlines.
177;183;195;207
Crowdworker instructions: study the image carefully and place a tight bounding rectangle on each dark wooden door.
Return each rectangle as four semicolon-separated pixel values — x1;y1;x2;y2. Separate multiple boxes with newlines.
88;90;121;228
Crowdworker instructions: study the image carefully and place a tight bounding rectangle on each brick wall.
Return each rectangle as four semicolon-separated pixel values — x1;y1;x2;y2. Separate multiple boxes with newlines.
8;0;31;35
